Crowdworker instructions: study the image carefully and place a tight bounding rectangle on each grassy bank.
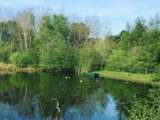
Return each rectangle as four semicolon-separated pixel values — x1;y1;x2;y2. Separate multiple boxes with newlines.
0;63;41;74
97;70;160;85
0;63;75;74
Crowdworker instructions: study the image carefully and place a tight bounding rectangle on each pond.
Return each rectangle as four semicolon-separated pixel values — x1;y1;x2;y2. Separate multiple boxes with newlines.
0;72;158;120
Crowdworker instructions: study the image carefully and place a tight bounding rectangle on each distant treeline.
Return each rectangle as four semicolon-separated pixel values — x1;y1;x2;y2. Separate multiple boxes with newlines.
0;10;160;74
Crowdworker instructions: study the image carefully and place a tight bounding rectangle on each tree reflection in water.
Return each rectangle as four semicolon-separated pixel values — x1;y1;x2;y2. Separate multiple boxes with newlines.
0;72;156;120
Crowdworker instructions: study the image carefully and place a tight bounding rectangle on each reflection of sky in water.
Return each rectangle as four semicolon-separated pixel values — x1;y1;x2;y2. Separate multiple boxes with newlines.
0;103;32;120
64;94;119;120
0;90;119;120
0;100;42;120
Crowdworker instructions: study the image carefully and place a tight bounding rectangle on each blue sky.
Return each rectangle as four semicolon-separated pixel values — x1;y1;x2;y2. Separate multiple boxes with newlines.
0;0;160;35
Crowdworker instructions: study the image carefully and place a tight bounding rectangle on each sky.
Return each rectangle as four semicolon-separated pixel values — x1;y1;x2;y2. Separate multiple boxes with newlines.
0;0;160;35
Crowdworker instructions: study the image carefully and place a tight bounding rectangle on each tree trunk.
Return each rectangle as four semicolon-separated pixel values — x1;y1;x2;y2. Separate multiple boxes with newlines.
24;31;28;50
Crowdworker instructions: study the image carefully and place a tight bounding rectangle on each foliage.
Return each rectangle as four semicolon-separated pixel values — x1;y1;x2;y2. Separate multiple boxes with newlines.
36;15;70;45
153;64;160;81
107;49;129;71
10;51;37;67
70;22;90;47
37;15;77;71
78;40;113;72
107;17;160;74
0;42;11;63
0;12;159;75
39;39;78;70
128;88;160;120
78;41;101;72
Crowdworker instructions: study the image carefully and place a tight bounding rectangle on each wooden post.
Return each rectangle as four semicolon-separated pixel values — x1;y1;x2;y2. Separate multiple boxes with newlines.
56;101;61;120
56;111;61;120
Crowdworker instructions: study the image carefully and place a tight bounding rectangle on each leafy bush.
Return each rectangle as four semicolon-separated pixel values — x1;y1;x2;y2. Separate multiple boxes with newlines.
78;41;106;72
106;49;131;71
153;65;160;81
128;88;160;120
106;47;157;73
0;42;11;63
10;51;37;67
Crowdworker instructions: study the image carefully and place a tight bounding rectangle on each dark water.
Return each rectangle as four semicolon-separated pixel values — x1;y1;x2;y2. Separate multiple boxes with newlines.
0;72;154;120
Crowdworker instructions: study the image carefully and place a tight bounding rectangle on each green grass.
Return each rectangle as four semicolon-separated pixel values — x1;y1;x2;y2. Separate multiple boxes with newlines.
97;70;160;85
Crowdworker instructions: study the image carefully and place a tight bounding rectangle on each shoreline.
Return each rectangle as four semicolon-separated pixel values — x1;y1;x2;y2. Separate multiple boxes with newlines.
0;62;159;86
96;70;160;86
0;63;76;75
0;68;41;75
0;63;44;74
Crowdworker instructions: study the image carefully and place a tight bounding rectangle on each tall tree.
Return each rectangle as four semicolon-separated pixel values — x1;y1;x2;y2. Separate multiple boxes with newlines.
15;10;35;50
131;17;147;46
70;22;90;47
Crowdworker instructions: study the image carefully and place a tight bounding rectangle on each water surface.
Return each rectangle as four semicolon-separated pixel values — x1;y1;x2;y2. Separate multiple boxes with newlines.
0;72;153;120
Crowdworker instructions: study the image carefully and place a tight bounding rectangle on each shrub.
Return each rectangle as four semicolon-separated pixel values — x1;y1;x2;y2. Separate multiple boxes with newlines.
153;65;160;81
10;51;37;67
106;49;130;71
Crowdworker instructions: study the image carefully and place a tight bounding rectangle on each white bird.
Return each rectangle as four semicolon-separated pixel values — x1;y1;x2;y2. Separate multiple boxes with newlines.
65;76;71;80
80;80;83;83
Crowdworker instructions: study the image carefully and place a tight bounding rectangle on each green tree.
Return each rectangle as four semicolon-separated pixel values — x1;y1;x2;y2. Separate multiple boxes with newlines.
131;17;147;46
38;15;77;71
70;22;90;47
40;39;77;71
15;10;35;50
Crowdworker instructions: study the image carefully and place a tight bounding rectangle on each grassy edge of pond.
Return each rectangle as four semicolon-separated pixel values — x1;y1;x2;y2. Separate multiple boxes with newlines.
96;70;160;86
0;62;159;86
0;63;42;74
0;62;75;74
